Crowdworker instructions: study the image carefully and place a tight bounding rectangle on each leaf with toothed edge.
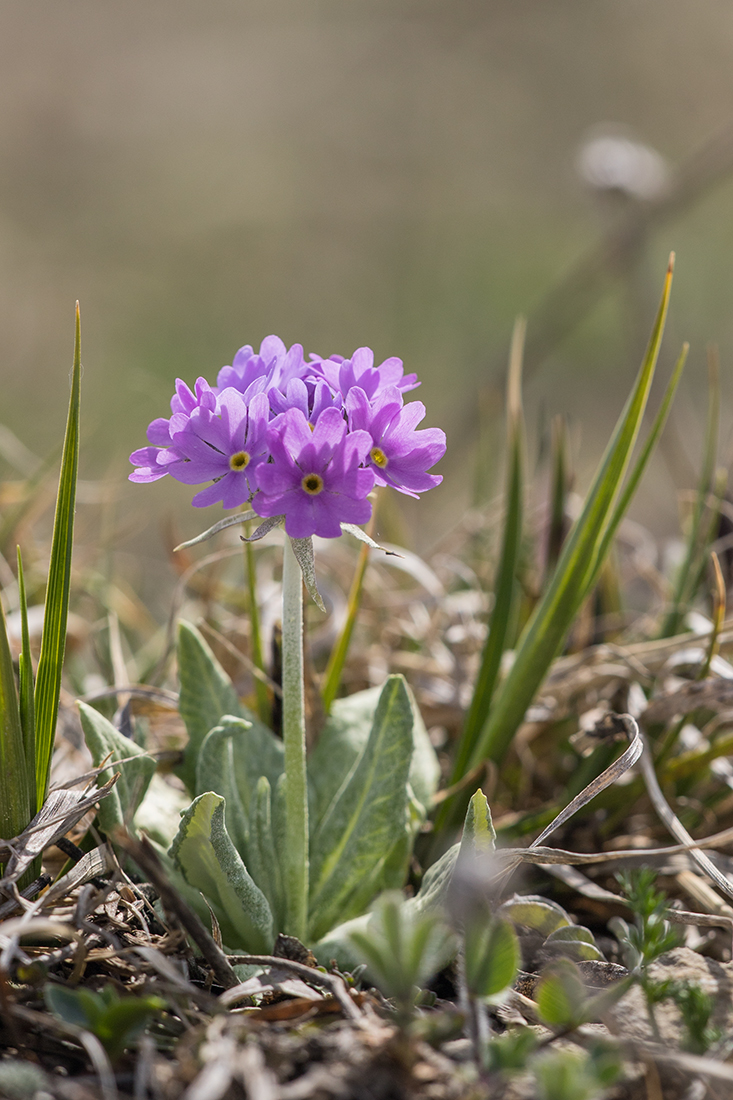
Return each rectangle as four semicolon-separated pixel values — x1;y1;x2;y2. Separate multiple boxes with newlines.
174;510;258;551
288;536;326;611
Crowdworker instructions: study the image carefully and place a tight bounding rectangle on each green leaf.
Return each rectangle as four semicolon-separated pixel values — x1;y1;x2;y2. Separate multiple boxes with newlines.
536;959;587;1028
78;701;156;835
464;917;520;1000
170;791;273;952
133;773;190;849
497;895;571;937
308;675;415;940
248;776;286;932
0;596;31;847
458;789;496;859
451;318;525;782
94;995;165;1061
194;715;284;857
660;345;718;637
177;620;278;793
44;984;93;1029
16;548;35;809
470;260;674;771
347;892;454;1004
544;925;604;962
308;681;439;832
313;781;481;968
34;304;81;807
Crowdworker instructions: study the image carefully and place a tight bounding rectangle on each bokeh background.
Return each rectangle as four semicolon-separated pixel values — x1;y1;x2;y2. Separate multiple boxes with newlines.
3;0;733;590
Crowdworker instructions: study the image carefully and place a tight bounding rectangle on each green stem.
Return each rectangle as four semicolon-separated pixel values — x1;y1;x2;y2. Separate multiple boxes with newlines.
321;538;370;712
282;536;309;940
244;536;270;725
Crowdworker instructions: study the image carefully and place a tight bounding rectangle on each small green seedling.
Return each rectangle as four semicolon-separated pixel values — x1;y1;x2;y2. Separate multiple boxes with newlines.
44;982;165;1063
611;868;684;1041
532;1045;621;1100
347;891;455;1022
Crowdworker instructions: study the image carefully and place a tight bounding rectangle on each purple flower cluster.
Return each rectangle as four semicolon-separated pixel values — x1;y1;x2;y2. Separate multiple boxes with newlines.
130;337;446;539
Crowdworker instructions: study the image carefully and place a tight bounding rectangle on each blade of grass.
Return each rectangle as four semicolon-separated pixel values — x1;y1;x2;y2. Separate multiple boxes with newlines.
697;550;726;681
545;414;570;580
34;303;81;807
660;345;720;638
244;533;270;725
321;501;381;712
16;547;36;814
0;596;31;857
322;538;370;712
466;256;674;775
449;319;525;786
590;342;688;586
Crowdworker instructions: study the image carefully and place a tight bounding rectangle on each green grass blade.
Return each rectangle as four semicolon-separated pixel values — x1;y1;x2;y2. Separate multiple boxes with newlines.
322;537;370;713
450;319;525;784
34;303;81;807
16;546;36;813
589;343;688;594
0;596;31;849
467;256;674;773
660;346;720;638
545;415;569;580
244;536;270;725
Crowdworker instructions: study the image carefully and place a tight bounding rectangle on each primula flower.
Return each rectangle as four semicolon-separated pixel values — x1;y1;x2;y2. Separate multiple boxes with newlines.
129;335;445;535
216;336;305;400
167;389;271;508
254;407;375;538
129;377;217;483
268;376;341;427
345;385;446;497
308;347;419;401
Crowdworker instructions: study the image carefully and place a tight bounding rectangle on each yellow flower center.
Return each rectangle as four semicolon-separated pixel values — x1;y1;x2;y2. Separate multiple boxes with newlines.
370;447;388;468
229;451;250;471
302;473;324;495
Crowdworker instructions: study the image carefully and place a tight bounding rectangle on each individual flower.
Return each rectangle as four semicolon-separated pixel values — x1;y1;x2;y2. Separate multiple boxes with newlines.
129;377;217;483
268;376;341;427
345;385;446;497
307;347;419;402
167;389;271;508
254;407;375;538
216;336;305;401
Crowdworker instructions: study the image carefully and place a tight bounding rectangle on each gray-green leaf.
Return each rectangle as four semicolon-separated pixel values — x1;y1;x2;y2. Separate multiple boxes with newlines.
458;788;496;859
464;917;520;1000
497;895;571;937
78;701;155;835
195;715;284;859
535;959;587;1028
308;681;439;832
177;622;281;796
308;675;415;940
170;791;273;953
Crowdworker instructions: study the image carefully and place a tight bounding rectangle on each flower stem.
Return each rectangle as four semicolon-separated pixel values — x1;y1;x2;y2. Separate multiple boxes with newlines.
282;536;309;940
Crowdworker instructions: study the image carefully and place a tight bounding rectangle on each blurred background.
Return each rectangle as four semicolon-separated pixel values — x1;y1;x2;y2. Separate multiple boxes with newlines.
3;0;733;606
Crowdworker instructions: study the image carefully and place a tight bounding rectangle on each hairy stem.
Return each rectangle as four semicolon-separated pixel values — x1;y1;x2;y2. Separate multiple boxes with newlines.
282;536;309;940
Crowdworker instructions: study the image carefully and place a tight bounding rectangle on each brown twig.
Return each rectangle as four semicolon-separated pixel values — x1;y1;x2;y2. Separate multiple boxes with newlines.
222;955;364;1022
115;830;239;991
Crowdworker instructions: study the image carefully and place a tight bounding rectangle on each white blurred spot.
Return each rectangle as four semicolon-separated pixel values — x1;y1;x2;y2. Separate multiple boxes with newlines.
577;129;669;200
